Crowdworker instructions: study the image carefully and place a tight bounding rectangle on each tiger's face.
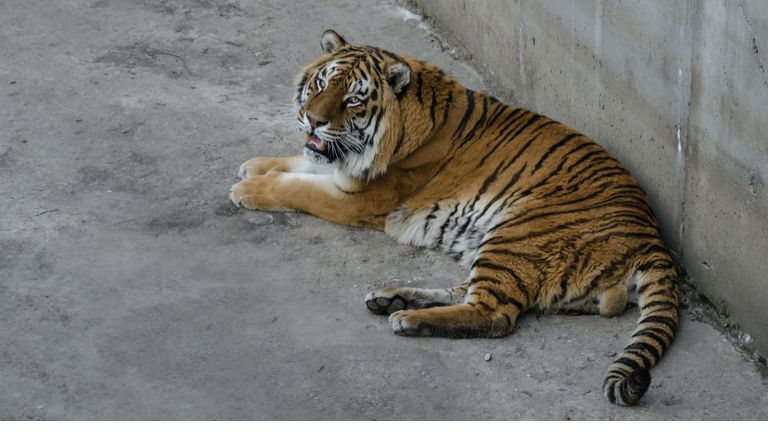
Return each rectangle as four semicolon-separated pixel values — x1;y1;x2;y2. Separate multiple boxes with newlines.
294;30;411;180
296;57;379;165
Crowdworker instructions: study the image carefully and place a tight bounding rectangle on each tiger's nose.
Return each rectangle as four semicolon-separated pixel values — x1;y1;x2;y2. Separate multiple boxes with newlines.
307;112;328;130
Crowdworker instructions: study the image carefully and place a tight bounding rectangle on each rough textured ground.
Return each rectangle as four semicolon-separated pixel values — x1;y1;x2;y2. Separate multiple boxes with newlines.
1;0;766;420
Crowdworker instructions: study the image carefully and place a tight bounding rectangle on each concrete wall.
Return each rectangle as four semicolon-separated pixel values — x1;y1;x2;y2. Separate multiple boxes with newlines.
413;0;768;354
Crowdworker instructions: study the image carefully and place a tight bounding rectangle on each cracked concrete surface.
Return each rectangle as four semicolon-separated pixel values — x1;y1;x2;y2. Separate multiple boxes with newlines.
1;0;767;420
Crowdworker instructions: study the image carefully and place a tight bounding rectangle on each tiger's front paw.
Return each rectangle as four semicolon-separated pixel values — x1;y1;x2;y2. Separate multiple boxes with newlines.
238;157;278;179
229;175;282;211
229;180;255;208
388;310;434;336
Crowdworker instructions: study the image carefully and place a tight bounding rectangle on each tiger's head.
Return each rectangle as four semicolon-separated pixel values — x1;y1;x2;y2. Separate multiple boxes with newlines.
294;30;411;181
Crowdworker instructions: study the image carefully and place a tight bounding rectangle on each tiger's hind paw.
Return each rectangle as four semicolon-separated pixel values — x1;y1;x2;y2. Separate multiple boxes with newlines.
365;290;407;315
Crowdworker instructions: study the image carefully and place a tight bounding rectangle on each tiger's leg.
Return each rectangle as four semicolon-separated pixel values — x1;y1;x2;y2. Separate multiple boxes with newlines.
389;301;520;338
387;252;533;338
365;280;469;315
238;155;334;179
230;171;399;228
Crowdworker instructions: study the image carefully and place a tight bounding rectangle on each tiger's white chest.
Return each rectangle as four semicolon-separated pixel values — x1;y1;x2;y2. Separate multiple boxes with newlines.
384;197;509;268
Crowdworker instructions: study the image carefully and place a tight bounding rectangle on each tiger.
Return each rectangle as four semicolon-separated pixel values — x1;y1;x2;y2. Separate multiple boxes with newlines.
229;30;679;406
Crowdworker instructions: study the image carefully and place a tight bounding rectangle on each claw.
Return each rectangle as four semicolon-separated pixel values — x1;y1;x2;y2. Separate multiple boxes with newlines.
229;189;241;207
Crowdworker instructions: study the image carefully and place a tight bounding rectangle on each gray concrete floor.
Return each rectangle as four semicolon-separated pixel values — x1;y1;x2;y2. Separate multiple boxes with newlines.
1;0;766;420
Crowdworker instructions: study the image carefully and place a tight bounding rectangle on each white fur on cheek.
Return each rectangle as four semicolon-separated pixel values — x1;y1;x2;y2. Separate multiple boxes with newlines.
338;121;387;180
339;143;378;179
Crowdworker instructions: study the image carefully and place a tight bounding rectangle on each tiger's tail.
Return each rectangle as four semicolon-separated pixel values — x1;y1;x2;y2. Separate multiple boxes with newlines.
603;255;679;406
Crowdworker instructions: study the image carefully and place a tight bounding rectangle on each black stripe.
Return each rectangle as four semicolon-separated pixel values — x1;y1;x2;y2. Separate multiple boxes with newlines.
606;370;629;379
631;329;672;348
392;122;406;158
498;113;542;148
625;342;661;363
367;106;379;126
588;168;633;186
633;326;674;343
623;350;653;369
476;248;539;260
531;133;582;174
488;193;649;235
640;288;679;303
436;204;460;247
477;301;494;312
548;141;601;175
472;159;507;202
469;276;503;286
423;202;441;237
613;356;643;371
493;106;526;127
637;259;675;273
490;108;527;142
473;286;524;311
514;153;618;202
440;91;453;128
429;86;438;130
469;100;513;145
451;89;476;142
369;59;383;75
415;71;424;105
474;109;529;169
478;163;527;219
566;158;624;185
453;94;489;151
482;209;649;249
471;260;528;295
447;214;474;251
377;48;405;63
367;112;384;152
567;150;611;173
336;187;362;195
640;300;678;312
497;118;559;174
567;250;670;305
483;102;512;133
552;240;665;304
639;315;678;332
637;275;675;294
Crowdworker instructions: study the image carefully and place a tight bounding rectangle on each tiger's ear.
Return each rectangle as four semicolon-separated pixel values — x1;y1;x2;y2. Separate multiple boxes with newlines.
321;30;347;54
386;61;411;95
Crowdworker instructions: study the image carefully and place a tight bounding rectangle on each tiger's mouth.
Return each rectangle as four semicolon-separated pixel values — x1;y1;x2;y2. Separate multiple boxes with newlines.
305;132;336;162
306;132;326;151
